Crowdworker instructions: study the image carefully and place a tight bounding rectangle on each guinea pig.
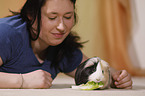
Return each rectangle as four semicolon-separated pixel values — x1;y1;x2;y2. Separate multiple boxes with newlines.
75;57;111;89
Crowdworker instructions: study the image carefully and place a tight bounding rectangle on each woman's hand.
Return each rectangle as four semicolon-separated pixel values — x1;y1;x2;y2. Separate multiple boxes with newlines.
111;70;133;89
22;69;53;89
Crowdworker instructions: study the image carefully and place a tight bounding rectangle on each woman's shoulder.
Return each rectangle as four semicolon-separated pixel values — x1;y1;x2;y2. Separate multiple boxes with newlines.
0;15;29;52
0;15;27;32
0;15;29;63
0;15;28;41
0;15;24;26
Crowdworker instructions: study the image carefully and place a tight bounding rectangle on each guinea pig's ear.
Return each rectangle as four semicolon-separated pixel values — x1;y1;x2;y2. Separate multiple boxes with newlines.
84;57;100;68
100;60;109;69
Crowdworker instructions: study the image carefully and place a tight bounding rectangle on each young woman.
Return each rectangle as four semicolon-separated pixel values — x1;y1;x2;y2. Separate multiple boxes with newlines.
0;0;132;89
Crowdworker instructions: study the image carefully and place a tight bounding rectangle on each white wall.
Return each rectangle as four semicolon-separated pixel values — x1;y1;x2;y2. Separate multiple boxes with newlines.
132;0;145;68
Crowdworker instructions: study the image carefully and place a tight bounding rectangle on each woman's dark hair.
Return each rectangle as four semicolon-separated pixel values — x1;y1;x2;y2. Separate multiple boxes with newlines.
20;0;84;67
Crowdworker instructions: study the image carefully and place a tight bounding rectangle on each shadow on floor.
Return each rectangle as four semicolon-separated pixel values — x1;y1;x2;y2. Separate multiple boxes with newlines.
132;85;145;90
50;84;75;89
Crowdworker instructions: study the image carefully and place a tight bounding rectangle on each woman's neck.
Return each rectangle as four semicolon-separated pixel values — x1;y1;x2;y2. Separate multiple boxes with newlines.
31;39;49;53
31;39;49;61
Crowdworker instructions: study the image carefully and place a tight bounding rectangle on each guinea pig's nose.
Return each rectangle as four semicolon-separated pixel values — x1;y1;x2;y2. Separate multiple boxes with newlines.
96;79;101;82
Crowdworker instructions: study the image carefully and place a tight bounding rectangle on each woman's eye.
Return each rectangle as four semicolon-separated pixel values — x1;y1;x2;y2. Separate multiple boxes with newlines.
64;16;72;19
48;17;56;20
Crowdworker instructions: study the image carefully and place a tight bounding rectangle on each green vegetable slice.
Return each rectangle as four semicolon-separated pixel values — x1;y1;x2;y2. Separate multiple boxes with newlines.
79;81;104;90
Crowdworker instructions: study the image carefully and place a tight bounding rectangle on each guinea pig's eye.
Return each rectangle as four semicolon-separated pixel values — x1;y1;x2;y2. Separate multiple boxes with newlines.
102;70;104;74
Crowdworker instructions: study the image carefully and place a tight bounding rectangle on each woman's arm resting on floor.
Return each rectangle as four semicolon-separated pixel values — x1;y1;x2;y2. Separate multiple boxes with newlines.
0;57;53;89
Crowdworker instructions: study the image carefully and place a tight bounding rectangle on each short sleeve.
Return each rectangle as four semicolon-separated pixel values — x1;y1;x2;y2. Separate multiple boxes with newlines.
0;23;22;64
0;24;14;63
59;49;83;73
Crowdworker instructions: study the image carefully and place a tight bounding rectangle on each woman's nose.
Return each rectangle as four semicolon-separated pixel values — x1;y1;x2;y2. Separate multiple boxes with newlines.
56;20;66;32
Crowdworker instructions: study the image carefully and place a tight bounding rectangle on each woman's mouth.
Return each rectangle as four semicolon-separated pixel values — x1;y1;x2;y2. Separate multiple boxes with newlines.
52;33;65;38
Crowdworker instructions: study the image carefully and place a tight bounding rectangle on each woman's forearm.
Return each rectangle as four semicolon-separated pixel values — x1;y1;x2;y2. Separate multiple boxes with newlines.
0;70;53;89
0;72;22;89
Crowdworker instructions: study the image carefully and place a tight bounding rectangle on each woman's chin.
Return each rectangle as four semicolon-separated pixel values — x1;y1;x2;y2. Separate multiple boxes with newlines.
49;41;63;46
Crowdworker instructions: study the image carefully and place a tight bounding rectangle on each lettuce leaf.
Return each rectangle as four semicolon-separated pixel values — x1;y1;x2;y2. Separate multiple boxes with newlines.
79;81;104;90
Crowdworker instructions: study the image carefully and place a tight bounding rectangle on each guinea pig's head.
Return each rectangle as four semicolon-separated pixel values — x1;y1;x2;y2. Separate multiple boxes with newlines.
75;57;110;87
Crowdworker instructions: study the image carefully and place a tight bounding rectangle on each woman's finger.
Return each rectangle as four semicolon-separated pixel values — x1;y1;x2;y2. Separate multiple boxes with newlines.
116;80;133;89
117;70;128;81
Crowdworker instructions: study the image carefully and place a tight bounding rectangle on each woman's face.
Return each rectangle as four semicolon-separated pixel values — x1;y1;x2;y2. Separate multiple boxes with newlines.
37;0;74;46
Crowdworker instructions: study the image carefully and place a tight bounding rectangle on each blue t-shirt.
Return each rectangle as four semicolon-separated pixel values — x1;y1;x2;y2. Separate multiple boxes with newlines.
0;15;82;79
